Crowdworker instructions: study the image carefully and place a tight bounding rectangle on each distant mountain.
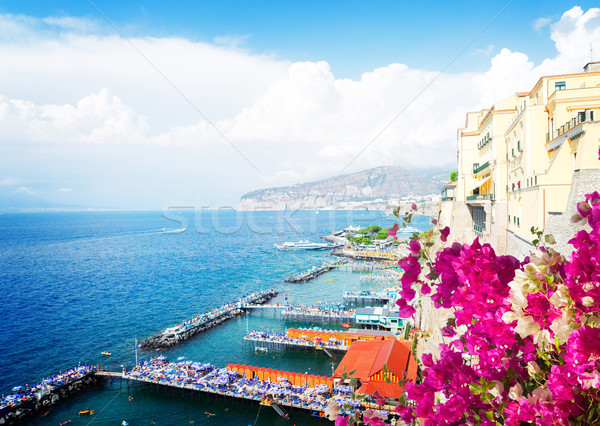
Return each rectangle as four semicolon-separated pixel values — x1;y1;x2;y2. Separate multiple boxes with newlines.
238;166;450;210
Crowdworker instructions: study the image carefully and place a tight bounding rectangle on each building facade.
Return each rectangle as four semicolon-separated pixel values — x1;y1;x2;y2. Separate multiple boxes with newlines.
448;62;600;258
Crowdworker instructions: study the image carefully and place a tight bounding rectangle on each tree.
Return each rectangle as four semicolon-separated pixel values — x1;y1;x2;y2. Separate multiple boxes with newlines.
375;230;389;240
449;170;458;182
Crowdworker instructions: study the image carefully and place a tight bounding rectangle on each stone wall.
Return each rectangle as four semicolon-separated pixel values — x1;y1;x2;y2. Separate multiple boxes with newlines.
543;169;599;258
0;374;102;425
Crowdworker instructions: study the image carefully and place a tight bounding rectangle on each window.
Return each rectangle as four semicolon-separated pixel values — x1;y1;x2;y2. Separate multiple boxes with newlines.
512;148;515;157
535;176;538;185
555;81;566;91
517;141;521;152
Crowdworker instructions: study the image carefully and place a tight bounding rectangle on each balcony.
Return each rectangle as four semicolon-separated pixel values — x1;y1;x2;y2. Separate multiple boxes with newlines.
546;113;593;151
473;161;490;175
467;194;492;202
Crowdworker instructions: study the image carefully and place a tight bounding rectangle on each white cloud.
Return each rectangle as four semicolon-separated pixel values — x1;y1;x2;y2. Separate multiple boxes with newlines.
533;17;552;31
472;44;494;56
13;186;34;195
0;7;599;207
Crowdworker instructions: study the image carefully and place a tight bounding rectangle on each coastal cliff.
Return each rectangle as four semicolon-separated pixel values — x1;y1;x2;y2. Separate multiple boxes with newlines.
238;166;447;211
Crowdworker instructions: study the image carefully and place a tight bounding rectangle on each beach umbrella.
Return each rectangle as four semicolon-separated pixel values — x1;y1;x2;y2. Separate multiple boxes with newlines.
177;356;186;361
11;387;21;392
329;337;337;341
277;376;287;382
6;395;17;401
156;356;166;361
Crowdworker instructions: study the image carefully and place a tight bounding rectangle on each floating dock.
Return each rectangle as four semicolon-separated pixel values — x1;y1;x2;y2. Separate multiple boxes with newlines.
281;306;356;323
243;327;396;354
284;259;347;283
242;303;355;323
141;289;278;349
243;331;349;353
343;290;395;304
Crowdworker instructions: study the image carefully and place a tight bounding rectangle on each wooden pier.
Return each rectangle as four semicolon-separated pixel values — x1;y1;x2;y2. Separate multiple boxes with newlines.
108;370;330;415
141;289;278;349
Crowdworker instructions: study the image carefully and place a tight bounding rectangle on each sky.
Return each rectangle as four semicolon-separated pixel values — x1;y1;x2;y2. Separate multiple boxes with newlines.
0;1;600;209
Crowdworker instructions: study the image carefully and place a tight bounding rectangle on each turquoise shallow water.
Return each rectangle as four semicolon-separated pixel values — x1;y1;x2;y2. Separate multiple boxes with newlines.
0;210;432;425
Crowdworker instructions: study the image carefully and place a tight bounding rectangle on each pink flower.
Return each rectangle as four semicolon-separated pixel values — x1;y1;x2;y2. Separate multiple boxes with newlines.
335;415;348;426
409;239;421;254
372;390;386;405
387;223;399;237
432;219;438;225
396;298;416;318
440;226;450;242
411;202;418;211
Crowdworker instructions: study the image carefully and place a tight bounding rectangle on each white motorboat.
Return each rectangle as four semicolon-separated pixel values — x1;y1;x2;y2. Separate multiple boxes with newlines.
275;240;342;251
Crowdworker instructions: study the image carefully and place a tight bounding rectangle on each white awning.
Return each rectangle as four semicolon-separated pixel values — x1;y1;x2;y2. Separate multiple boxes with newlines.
567;127;584;140
546;135;565;152
470;176;491;192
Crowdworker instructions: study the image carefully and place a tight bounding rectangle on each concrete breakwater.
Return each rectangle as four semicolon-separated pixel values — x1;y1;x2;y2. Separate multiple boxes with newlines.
284;259;347;283
0;366;100;425
141;289;278;349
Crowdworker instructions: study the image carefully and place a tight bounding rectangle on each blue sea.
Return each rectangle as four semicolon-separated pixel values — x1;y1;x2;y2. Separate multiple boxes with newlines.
0;210;432;425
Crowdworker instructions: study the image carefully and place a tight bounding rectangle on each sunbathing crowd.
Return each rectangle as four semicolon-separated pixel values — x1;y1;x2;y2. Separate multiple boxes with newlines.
165;290;276;334
244;330;347;349
125;358;361;414
0;364;96;410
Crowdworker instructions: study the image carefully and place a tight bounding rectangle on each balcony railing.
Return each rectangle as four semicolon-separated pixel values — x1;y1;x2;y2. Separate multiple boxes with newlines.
548;113;593;144
474;223;486;234
473;161;490;175
467;194;492;201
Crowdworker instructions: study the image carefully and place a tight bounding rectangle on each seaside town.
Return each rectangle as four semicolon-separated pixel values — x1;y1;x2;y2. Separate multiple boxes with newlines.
2;59;600;425
2;3;600;426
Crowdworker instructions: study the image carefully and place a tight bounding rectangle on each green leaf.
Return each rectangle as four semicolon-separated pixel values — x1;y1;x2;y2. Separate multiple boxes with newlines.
468;383;481;395
485;411;494;421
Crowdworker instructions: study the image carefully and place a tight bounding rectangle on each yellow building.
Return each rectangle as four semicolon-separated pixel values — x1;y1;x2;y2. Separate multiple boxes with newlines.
451;95;516;252
506;63;600;257
449;62;600;257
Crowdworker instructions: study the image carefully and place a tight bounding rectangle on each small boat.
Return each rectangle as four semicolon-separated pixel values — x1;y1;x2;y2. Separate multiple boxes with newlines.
60;421;72;426
205;412;215;416
341;323;351;329
78;409;94;416
325;279;334;282
101;351;111;356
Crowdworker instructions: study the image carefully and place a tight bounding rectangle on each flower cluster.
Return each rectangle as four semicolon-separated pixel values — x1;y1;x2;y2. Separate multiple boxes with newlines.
340;192;600;425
